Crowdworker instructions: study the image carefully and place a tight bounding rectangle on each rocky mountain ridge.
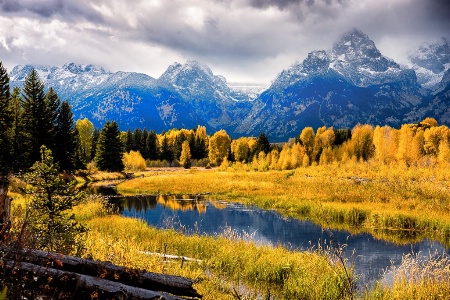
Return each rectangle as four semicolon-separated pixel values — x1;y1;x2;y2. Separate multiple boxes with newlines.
9;30;450;141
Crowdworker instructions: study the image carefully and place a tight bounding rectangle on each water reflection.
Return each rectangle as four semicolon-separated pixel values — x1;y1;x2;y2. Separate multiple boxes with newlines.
111;196;450;287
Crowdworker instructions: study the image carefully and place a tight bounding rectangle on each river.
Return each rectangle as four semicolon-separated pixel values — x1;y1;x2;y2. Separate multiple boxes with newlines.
104;193;450;288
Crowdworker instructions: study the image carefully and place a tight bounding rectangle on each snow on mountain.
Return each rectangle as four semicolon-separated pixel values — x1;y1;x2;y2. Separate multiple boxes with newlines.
7;30;450;141
235;29;424;141
408;38;450;90
157;60;253;131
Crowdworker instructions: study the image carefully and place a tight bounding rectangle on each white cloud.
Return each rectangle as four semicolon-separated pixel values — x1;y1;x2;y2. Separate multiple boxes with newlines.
0;0;448;83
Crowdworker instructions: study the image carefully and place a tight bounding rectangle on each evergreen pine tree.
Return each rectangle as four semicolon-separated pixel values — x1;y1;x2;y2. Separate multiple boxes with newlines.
95;121;124;171
45;87;61;151
254;133;271;156
24;145;86;255
160;134;173;163
22;69;51;166
146;130;159;160
132;128;142;151
125;129;133;152
0;62;12;174
9;87;27;171
141;128;149;159
54;101;77;171
90;128;100;161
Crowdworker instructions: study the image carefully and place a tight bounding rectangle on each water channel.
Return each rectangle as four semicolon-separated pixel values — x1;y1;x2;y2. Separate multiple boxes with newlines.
102;191;450;287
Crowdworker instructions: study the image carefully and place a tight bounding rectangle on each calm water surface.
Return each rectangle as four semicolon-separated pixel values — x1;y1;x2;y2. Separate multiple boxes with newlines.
109;194;449;287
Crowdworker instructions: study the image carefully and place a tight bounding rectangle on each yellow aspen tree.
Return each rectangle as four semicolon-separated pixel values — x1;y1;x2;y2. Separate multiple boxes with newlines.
257;151;269;172
373;125;398;164
300;127;315;161
291;143;305;169
231;137;250;162
319;147;334;165
208;129;231;166
351;124;374;161
180;140;191;169
302;154;310;167
438;139;450;165
269;149;279;170
123;150;146;171
397;124;415;166
424;126;449;156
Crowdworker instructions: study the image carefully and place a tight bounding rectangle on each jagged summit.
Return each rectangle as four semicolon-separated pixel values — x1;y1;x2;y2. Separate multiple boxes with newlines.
409;38;450;89
62;63;107;75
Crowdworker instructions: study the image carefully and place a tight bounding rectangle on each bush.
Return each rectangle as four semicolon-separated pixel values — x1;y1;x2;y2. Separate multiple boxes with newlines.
123;150;146;171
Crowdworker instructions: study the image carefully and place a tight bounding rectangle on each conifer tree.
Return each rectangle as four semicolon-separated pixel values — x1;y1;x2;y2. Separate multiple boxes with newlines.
0;61;12;174
95;121;124;172
160;134;173;163
54;101;77;171
141;128;149;159
24;145;86;255
22;69;51;166
9;87;26;171
125;129;133;152
45;87;61;147
146;130;159;160
90;128;100;161
254;133;271;156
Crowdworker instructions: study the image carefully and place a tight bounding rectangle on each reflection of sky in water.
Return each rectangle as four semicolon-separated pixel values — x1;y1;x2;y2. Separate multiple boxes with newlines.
116;196;450;288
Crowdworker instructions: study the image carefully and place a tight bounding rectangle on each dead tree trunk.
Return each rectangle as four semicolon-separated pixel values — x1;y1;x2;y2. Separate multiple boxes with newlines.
0;177;10;241
1;247;202;299
2;259;192;300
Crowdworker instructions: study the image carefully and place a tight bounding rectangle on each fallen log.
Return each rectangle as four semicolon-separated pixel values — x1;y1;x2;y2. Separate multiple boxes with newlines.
1;247;201;299
138;251;202;263
2;259;192;300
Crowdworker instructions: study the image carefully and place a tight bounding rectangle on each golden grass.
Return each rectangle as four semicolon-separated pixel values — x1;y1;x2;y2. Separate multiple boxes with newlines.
364;253;450;300
75;197;353;299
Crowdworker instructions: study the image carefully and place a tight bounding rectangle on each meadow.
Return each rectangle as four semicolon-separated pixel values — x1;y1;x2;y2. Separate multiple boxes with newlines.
8;161;450;299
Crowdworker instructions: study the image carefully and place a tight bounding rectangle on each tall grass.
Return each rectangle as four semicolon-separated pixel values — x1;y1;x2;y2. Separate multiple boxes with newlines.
75;196;353;299
364;253;450;299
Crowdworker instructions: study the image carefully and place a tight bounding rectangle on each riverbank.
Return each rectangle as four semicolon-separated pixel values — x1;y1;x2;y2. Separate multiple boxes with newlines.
116;163;450;247
73;197;354;299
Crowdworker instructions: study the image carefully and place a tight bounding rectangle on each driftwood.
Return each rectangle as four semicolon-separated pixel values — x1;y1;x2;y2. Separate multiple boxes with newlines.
138;251;202;263
0;247;202;299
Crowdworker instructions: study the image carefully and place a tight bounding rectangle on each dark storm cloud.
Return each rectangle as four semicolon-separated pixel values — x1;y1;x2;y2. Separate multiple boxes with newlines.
0;0;103;23
0;0;448;82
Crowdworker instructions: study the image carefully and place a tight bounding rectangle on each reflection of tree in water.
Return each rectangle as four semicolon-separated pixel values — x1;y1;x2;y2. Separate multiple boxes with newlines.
115;194;208;214
157;195;207;214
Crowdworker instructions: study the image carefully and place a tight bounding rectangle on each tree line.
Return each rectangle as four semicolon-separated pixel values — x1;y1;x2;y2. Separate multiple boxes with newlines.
2;61;450;175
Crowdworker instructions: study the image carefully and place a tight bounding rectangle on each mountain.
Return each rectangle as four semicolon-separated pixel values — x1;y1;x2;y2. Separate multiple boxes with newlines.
8;30;450;141
9;62;252;133
408;38;450;90
157;61;252;132
235;29;424;141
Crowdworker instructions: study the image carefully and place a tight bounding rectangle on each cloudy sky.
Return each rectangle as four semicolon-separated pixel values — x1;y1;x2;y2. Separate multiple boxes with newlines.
0;0;449;83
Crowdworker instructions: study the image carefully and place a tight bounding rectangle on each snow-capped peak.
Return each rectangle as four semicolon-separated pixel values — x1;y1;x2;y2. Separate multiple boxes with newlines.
409;38;450;89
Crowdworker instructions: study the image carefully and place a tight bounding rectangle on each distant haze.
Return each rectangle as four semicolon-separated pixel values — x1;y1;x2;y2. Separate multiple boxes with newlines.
0;0;449;83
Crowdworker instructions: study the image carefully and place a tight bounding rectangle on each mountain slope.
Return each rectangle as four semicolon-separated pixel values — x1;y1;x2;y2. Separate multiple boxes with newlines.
158;60;253;132
234;29;423;141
